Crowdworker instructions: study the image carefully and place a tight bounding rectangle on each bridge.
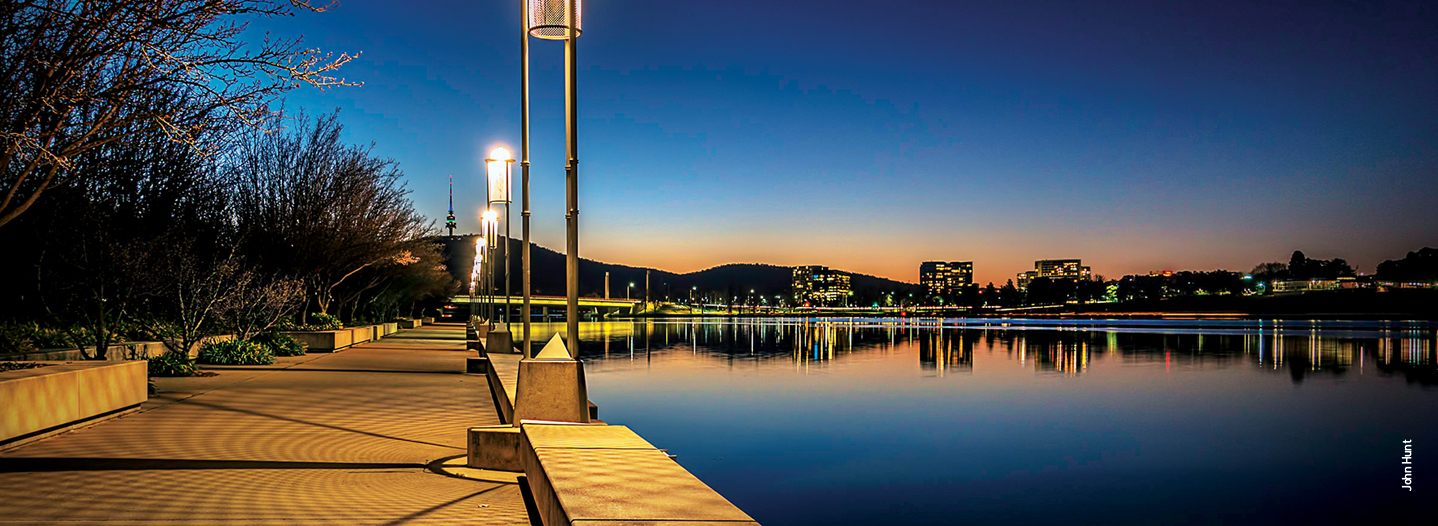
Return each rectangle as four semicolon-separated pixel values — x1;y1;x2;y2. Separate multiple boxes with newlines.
447;294;640;319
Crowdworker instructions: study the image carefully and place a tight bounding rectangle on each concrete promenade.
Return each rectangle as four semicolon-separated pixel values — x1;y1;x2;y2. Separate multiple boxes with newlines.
0;323;531;525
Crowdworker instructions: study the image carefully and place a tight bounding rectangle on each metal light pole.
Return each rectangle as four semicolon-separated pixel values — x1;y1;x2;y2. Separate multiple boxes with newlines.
520;0;533;358
527;0;582;350
486;148;513;328
482;209;498;328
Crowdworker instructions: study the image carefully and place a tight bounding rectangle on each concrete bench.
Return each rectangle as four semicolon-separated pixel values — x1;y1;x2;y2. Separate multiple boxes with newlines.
520;424;759;526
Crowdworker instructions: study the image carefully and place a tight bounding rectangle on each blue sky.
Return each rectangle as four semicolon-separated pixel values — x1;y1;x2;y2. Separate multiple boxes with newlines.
251;0;1437;284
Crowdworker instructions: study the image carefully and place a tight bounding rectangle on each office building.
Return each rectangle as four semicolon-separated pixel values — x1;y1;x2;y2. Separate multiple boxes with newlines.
920;261;974;296
1018;259;1092;289
793;265;852;307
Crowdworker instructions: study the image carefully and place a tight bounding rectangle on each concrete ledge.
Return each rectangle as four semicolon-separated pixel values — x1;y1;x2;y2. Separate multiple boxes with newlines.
520;424;758;526
487;354;522;424
467;338;485;352
1;361;147;445
466;356;489;374
468;425;522;471
284;330;354;352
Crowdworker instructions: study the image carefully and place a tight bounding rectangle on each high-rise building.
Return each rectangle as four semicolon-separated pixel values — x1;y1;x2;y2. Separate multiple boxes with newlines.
1017;259;1092;289
919;261;974;296
793;265;852;307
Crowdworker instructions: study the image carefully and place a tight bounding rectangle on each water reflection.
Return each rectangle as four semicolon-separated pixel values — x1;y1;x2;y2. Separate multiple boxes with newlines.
518;318;1438;386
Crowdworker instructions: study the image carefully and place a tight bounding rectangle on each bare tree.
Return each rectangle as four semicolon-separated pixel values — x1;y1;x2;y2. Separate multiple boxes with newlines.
0;0;356;228
216;270;303;340
226;109;432;316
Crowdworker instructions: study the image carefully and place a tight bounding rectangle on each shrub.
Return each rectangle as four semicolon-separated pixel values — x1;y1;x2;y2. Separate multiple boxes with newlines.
148;352;197;377
0;362;50;372
307;313;343;330
250;331;306;357
275;313;343;331
197;339;275;366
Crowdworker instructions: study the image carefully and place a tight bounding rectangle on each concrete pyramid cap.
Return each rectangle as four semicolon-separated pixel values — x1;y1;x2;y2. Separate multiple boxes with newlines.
534;333;573;360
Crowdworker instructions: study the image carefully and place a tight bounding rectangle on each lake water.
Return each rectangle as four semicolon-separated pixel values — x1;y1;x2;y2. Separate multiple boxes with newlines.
527;318;1435;525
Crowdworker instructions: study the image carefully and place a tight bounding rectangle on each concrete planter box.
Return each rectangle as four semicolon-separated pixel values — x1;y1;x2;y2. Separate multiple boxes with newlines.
349;327;371;345
283;330;354;352
422;317;435;324
384;322;398;334
398;318;421;329
1;361;147;446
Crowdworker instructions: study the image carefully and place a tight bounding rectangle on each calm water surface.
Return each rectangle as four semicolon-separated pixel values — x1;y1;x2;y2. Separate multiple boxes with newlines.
529;318;1435;525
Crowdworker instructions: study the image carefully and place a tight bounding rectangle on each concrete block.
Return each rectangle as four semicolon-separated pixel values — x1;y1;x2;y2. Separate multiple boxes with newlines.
467;425;522;471
466;356;489;374
467;338;485;352
523;448;756;525
423;317;435;324
513;335;590;425
350;327;371;345
398;318;421;329
284;330;352;352
486;330;513;355
2;361;147;444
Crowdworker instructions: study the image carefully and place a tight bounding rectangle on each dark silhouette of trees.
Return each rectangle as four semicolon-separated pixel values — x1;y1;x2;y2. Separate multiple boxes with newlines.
1376;247;1438;281
0;0;356;228
1286;250;1355;280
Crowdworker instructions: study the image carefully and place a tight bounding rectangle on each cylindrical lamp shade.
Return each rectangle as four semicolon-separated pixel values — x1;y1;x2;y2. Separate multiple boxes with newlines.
486;161;510;204
528;0;581;40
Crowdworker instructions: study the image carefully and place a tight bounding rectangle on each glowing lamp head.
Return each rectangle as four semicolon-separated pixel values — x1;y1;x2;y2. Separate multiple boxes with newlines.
482;209;498;223
528;0;582;40
489;147;511;162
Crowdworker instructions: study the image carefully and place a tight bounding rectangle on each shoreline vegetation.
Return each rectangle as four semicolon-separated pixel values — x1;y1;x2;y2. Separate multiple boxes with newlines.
612;289;1438;321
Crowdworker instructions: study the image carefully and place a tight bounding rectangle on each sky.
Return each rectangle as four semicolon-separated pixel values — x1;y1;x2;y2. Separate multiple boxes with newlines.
250;0;1437;285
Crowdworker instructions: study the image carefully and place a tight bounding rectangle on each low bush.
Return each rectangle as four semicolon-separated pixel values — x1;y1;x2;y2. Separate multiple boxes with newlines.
197;339;275;366
275;313;344;331
250;331;306;357
0;362;51;372
307;313;343;330
148;352;197;377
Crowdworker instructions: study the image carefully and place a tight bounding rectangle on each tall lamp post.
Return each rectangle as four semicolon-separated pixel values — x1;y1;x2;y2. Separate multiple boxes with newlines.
480;238;491;324
486;148;513;328
527;0;582;350
482;209;499;328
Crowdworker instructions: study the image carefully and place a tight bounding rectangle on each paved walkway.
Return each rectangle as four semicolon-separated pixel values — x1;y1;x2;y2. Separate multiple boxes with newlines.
0;323;530;525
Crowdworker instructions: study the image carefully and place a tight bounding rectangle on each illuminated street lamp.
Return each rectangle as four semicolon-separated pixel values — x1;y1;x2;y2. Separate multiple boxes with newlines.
472;237;485;323
482;209;499;328
486;148;513;328
627;282;634;301
525;0;583;351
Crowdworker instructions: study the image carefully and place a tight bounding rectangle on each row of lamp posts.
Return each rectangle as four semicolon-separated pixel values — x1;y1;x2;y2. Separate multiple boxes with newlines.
472;0;581;359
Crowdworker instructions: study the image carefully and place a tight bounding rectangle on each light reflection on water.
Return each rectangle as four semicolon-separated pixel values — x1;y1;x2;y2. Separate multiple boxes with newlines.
521;318;1433;525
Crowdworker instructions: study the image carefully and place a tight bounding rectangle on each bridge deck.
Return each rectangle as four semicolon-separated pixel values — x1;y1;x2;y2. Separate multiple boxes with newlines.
0;323;530;525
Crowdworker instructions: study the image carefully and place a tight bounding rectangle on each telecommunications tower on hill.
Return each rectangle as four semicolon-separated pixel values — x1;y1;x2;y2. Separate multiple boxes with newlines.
446;175;457;238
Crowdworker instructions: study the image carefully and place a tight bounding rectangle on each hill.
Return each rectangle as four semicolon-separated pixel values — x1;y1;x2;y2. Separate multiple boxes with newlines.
437;236;921;304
